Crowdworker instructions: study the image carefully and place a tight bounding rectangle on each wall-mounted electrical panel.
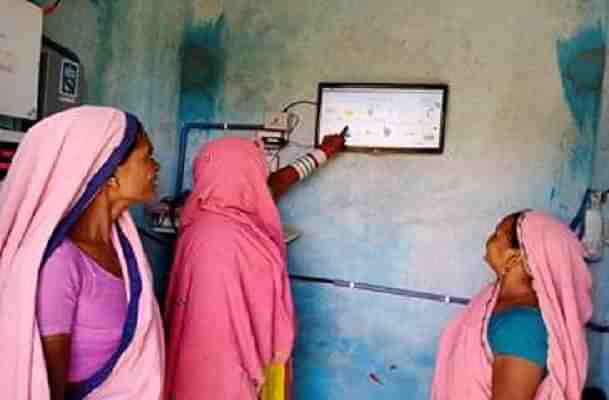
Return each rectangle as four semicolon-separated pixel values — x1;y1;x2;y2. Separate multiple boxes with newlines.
0;0;43;120
38;38;82;118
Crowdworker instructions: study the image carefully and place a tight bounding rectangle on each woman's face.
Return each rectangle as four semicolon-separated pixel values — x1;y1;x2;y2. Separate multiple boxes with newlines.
484;216;517;277
113;131;160;204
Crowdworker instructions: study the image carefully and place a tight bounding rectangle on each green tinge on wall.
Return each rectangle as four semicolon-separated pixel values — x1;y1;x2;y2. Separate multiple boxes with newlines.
178;14;226;190
552;22;606;217
557;23;606;174
89;0;121;102
179;14;226;124
558;23;606;134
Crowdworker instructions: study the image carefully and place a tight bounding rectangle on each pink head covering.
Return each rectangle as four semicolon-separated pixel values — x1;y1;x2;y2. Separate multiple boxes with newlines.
180;136;284;252
164;137;295;399
0;106;164;399
431;211;592;400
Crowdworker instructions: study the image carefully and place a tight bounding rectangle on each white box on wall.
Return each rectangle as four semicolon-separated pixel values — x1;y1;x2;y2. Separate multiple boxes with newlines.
0;0;43;120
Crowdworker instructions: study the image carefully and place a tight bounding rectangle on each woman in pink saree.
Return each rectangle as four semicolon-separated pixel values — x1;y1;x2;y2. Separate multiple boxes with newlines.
0;106;164;400
432;211;592;400
163;134;344;400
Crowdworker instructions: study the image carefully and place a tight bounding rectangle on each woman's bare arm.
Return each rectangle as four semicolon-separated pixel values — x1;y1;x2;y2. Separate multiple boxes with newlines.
268;133;345;200
492;355;544;400
40;334;71;400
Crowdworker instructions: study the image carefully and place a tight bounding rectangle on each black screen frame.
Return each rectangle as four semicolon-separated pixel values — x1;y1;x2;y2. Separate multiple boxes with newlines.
314;82;449;154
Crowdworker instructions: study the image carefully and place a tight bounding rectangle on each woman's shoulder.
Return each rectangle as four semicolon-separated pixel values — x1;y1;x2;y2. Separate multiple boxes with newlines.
41;240;85;278
178;213;242;251
45;239;78;260
38;240;87;300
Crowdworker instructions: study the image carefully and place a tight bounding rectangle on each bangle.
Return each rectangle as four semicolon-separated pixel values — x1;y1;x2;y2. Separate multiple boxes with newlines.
310;149;327;166
291;158;307;179
290;150;327;180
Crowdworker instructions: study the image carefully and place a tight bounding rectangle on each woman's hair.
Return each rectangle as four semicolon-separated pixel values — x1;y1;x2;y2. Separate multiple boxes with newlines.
504;210;527;250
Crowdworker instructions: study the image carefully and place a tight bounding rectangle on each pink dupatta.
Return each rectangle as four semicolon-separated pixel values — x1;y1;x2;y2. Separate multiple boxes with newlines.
164;137;296;399
0;106;164;399
432;211;592;399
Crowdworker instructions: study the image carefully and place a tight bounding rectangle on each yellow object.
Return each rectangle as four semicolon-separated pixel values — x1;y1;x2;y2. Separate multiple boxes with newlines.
260;363;286;400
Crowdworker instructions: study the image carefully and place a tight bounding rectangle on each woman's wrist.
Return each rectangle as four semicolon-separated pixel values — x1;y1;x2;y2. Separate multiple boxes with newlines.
319;145;334;158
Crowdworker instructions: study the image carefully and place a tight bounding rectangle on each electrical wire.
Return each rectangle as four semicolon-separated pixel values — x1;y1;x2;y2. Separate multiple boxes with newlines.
282;100;318;112
287;112;300;132
267;148;281;171
284;111;315;149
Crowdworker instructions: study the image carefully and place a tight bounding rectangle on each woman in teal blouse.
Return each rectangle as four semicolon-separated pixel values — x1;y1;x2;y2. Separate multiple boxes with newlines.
484;210;548;397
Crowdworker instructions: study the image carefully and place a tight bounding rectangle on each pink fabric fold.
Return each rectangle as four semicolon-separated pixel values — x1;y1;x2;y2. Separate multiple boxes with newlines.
164;136;296;399
431;211;592;399
0;106;164;399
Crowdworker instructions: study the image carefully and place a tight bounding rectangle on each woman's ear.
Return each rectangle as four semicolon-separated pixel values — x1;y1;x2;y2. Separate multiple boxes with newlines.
505;248;523;268
106;175;119;190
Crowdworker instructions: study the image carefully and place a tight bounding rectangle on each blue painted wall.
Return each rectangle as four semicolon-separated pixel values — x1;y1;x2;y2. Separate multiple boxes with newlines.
38;0;609;398
217;1;608;398
553;23;607;220
41;0;190;194
39;0;191;299
559;21;609;396
178;12;226;189
586;2;609;395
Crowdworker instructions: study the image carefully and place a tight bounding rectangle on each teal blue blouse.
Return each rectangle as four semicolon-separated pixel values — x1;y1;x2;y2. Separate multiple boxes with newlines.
488;307;548;369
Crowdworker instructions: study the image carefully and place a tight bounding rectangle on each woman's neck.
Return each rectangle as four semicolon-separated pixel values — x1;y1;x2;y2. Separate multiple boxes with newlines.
496;273;538;310
69;192;120;245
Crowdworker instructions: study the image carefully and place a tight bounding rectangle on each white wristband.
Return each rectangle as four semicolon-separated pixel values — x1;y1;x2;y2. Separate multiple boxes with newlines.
292;159;307;179
290;149;328;181
301;155;315;173
310;149;328;166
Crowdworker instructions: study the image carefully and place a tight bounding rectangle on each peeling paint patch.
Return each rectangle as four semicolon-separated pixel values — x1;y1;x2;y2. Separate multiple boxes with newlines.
179;14;226;189
557;23;605;135
88;0;120;101
179;14;226;123
224;3;288;117
552;22;606;217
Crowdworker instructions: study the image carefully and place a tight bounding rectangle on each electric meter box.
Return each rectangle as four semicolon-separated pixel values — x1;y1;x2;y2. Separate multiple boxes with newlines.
0;0;43;120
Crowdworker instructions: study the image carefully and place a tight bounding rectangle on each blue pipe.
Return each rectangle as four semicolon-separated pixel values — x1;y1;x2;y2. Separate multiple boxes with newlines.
290;274;469;305
290;274;609;333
